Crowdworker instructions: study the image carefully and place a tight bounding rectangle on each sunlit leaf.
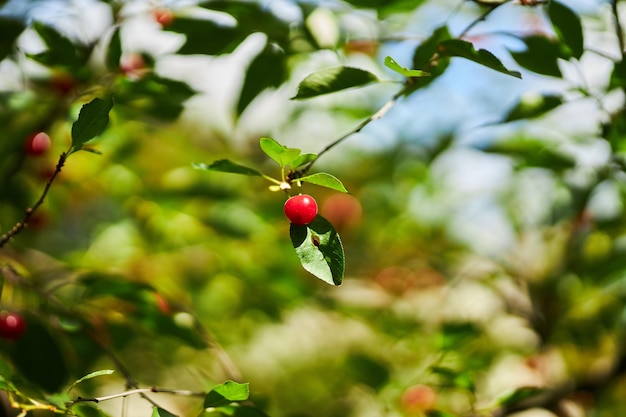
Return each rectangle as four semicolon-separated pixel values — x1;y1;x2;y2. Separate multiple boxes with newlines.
549;1;583;59
290;215;344;285
68;370;114;393
437;39;521;78
204;381;250;408
292;66;379;99
384;56;430;78
290;153;317;168
297;172;348;193
194;161;262;177
71;96;114;152
260;137;301;167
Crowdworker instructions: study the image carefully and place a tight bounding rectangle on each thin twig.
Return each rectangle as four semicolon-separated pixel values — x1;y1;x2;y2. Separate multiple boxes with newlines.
70;387;205;405
612;0;625;59
303;0;510;174
0;152;68;248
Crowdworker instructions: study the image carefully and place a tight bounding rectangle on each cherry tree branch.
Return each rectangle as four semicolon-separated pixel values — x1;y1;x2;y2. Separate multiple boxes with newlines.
70;387;205;404
0;151;68;248
302;0;510;174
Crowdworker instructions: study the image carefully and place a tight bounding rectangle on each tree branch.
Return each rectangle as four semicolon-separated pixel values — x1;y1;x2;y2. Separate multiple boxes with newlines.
70;387;205;405
0;151;67;248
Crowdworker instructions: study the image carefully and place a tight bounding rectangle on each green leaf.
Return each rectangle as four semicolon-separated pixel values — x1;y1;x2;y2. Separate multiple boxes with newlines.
437;39;521;78
510;36;562;77
259;137;301;167
72;403;113;417
290;215;344;285
384;56;430;78
68;370;114;393
164;17;241;55
549;1;583;59
204;381;250;408
200;405;270;417
31;21;85;68
292;66;379;99
409;25;452;92
502;93;563;122
482;138;575;170
193;161;262;177
426;410;458;417
152;407;178;417
105;26;122;71
610;58;626;90
7;315;69;392
0;17;25;61
290;153;317;168
496;386;546;407
237;42;286;115
297;172;348;193
71;96;114;152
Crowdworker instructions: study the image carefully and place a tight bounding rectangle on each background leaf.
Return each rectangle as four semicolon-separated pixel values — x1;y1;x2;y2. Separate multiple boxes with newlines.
0;17;25;61
289;215;344;285
152;407;178;417
437;39;521;78
105;27;122;71
194;161;262;177
502;93;564;122
237;42;286;115
509;36;562;77
292;66;378;99
71;96;114;152
549;1;584;59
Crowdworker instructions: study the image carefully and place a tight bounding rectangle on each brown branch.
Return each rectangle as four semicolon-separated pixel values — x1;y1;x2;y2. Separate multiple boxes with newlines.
0;151;68;248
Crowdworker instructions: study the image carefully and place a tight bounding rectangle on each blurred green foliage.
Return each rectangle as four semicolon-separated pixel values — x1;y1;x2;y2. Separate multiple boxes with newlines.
1;1;626;417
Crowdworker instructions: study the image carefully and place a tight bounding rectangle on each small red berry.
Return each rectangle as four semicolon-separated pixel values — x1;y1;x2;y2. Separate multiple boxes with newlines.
153;8;174;27
401;385;437;414
284;194;318;225
0;311;27;341
24;132;52;156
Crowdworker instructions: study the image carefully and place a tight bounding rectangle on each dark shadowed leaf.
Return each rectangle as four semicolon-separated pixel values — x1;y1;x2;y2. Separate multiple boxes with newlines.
30;21;85;68
72;403;113;417
292;66;379;99
549;1;584;59
437;39;521;78
105;26;122;71
409;25;452;92
204;381;250;408
194;160;262;177
290;215;344;285
7;316;69;392
71;96;114;152
152;407;178;417
496;386;546;407
510;36;562;77
502;93;563;122
164;17;241;55
0;17;25;61
610;58;626;90
297;172;348;193
237;42;286;115
482;138;575;170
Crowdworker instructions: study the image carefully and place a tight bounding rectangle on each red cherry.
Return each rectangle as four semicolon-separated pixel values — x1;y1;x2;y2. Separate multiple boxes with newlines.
0;311;27;341
284;194;318;225
24;132;52;156
401;385;437;414
153;8;174;27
